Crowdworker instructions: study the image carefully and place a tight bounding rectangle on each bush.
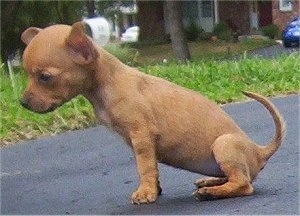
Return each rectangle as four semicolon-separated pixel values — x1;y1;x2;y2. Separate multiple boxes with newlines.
262;24;279;39
184;20;203;41
212;22;232;41
218;31;232;42
198;31;211;41
213;22;230;35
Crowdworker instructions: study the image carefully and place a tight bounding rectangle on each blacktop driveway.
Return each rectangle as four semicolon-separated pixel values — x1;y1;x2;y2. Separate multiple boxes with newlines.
1;94;299;215
244;43;299;59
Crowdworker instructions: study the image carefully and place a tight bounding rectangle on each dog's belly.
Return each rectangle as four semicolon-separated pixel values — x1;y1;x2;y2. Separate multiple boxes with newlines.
157;148;225;177
183;159;225;177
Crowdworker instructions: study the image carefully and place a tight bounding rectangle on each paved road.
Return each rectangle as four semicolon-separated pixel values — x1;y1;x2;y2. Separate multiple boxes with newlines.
236;43;299;59
1;94;299;215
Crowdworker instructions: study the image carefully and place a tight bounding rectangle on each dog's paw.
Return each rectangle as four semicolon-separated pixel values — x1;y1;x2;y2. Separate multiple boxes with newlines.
194;177;228;189
194;179;209;188
131;187;158;205
193;188;218;201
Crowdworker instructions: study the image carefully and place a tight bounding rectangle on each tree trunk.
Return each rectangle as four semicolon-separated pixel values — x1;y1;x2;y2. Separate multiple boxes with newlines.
137;1;166;41
164;1;191;61
86;0;96;18
1;1;23;63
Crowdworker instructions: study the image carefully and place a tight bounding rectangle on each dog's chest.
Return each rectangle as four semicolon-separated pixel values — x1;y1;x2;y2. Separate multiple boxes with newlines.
94;105;111;125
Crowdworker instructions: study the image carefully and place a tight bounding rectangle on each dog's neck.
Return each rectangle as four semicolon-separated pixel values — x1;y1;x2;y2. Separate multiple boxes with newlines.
83;48;128;125
85;87;111;125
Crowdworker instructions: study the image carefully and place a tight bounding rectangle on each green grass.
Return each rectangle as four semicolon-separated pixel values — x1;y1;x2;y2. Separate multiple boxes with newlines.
105;39;276;66
142;53;300;103
134;39;277;65
1;51;299;146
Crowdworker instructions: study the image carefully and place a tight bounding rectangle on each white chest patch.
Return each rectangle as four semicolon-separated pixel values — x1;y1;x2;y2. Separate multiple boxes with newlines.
95;106;111;126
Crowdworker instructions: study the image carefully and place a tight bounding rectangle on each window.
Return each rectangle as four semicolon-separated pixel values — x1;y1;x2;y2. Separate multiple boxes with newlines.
202;0;213;18
182;1;199;19
279;0;292;11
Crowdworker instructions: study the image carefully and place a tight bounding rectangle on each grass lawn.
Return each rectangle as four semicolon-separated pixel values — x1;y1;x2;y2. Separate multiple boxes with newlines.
118;39;277;65
1;40;299;146
142;54;299;103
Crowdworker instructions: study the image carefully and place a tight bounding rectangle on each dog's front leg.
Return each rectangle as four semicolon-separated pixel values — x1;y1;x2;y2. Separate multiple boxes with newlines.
129;130;159;204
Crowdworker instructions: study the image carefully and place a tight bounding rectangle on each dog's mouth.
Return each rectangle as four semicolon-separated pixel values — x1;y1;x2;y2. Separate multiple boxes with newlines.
20;98;62;114
36;104;59;114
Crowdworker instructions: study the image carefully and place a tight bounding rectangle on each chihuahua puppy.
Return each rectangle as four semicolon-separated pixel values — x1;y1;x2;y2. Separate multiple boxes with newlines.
20;22;285;204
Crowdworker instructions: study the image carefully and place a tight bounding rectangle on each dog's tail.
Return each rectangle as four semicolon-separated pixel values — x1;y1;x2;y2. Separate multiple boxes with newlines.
242;91;286;160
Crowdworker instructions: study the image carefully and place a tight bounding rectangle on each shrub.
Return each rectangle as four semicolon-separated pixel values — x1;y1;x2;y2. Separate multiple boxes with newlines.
218;31;232;42
213;22;230;35
262;24;279;39
212;22;232;41
198;31;211;41
184;20;203;41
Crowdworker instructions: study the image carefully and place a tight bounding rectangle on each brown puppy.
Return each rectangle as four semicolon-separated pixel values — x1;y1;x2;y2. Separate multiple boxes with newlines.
20;22;285;204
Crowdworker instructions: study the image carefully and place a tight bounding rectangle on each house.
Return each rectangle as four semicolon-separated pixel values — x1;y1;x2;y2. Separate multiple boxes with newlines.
137;0;299;40
272;0;299;31
183;0;299;34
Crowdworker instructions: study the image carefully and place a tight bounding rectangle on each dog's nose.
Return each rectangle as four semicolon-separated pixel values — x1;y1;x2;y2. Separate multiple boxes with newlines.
20;97;30;109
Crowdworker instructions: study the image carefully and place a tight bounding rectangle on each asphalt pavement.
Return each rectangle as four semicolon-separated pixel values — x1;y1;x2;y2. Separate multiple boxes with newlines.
1;94;299;215
235;43;299;59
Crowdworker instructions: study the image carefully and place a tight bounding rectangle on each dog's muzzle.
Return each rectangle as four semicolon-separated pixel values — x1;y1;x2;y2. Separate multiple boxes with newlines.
20;97;57;114
20;97;31;110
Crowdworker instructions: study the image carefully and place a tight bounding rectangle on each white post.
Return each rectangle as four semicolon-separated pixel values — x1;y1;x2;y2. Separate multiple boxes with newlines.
214;0;219;24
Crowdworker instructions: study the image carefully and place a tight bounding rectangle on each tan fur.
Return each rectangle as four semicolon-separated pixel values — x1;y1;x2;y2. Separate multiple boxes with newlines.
21;22;286;204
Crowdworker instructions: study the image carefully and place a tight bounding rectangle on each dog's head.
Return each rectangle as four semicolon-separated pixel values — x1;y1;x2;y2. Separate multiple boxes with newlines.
20;22;99;113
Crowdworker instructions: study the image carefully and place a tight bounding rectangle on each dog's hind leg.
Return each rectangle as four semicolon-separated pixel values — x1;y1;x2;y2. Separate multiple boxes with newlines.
194;134;254;200
194;177;228;188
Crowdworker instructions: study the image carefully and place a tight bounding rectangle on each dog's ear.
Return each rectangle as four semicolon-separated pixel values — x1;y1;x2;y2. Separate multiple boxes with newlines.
65;22;99;65
21;27;42;45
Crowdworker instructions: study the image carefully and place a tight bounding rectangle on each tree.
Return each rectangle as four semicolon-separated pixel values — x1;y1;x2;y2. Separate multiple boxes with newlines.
164;1;191;61
1;1;23;63
96;0;125;36
1;1;84;65
137;1;166;41
86;0;96;18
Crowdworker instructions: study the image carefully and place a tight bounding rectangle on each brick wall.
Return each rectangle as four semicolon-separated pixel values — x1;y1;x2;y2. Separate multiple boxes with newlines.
272;0;300;31
218;1;251;34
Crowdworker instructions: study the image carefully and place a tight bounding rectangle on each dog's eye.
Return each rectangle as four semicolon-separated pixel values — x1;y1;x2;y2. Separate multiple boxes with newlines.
38;73;52;83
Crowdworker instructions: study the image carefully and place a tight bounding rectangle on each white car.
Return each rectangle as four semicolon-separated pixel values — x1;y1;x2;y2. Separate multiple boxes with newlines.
121;26;139;42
